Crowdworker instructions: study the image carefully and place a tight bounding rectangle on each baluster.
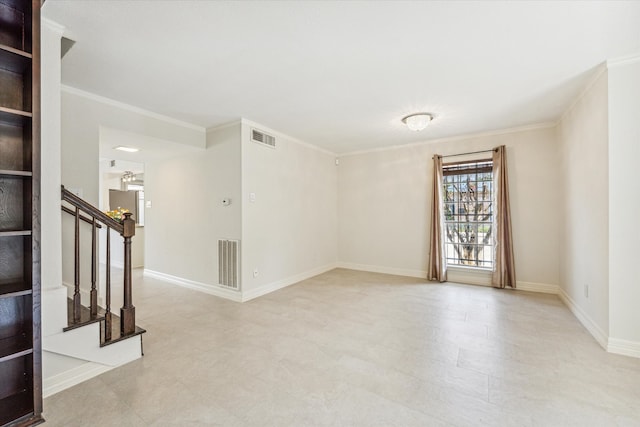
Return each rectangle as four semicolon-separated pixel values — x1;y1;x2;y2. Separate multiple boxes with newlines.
120;212;136;335
73;207;81;322
104;227;112;341
90;217;98;316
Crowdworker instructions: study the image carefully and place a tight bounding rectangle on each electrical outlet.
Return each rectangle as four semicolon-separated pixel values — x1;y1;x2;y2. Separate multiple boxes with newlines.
253;269;259;278
584;284;589;298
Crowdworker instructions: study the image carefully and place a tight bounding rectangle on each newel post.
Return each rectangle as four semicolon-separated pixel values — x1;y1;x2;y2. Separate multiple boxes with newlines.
120;212;136;335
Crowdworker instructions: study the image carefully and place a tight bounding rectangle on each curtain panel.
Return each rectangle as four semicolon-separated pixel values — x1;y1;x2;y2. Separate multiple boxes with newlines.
428;155;447;282
492;145;516;288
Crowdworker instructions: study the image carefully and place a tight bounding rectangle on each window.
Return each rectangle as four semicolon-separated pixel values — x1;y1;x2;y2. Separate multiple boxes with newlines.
443;159;494;269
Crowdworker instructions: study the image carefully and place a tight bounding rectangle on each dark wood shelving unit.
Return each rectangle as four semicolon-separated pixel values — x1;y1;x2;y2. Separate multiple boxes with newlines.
0;169;33;177
0;106;33;122
0;282;32;298
0;0;42;425
0;230;32;236
0;43;33;56
0;390;34;425
0;334;33;362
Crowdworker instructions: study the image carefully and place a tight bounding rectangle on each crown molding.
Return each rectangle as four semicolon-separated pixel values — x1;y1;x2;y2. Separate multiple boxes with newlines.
42;18;66;35
240;118;336;157
61;85;206;133
606;53;640;69
339;121;557;157
558;63;608;124
206;119;242;133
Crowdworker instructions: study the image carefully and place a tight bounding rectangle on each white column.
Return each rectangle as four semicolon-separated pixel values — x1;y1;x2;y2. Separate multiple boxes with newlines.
41;18;67;337
607;56;640;357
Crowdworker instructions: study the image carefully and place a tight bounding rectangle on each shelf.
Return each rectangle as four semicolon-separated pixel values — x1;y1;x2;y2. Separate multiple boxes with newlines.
0;44;31;74
0;334;32;363
0;106;32;127
0;230;31;237
0;390;32;426
0;0;30;14
0;0;40;424
0;169;32;177
0;282;31;299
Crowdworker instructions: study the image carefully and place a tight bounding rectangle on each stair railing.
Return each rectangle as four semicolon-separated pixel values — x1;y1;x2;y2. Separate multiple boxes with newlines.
60;185;136;341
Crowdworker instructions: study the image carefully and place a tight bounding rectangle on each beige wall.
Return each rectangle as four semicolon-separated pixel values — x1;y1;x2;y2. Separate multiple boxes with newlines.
557;68;609;342
240;120;338;293
144;119;338;296
144;123;242;285
338;126;561;288
61;92;101;292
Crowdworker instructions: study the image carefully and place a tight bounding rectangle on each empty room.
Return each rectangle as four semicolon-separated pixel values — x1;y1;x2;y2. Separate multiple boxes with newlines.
1;1;639;426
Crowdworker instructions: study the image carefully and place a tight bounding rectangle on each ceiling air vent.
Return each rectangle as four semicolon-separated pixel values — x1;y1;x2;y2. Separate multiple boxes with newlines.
251;128;276;149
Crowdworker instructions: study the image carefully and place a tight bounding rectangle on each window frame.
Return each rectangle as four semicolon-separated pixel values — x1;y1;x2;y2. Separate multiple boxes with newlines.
442;158;494;270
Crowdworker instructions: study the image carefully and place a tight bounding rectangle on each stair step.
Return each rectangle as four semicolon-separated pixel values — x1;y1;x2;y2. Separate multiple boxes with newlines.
64;298;104;332
100;312;146;348
64;299;146;347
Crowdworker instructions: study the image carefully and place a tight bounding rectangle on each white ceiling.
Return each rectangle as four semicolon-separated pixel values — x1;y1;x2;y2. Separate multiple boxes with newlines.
43;1;640;154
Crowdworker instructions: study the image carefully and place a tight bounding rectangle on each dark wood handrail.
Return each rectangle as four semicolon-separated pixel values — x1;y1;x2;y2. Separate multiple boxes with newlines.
61;205;103;228
61;186;124;233
60;184;137;340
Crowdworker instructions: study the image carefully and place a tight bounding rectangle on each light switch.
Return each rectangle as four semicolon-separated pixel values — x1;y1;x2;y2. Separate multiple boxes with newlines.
145;200;152;208
249;192;256;203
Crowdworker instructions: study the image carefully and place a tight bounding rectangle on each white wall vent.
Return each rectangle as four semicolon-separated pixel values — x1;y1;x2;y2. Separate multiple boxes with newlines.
251;128;276;148
218;239;240;289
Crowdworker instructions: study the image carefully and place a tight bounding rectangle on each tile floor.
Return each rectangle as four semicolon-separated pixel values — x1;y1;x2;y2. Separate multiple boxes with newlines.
43;269;640;426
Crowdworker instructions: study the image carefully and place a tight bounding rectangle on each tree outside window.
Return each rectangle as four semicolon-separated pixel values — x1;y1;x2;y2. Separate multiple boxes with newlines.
443;160;493;268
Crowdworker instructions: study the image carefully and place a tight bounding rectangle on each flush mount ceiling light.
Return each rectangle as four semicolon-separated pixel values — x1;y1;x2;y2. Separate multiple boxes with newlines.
114;146;139;153
401;113;433;131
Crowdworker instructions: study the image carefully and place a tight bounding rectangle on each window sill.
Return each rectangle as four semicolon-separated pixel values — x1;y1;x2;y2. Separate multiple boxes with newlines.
447;265;492;273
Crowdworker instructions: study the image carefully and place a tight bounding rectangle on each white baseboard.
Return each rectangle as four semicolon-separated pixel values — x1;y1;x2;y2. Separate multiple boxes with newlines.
61;281;76;298
61;281;106;308
144;264;338;303
241;263;338;302
516;281;559;294
43;359;112;398
336;262;426;279
143;269;242;302
335;262;559;296
558;289;640;358
558;288;608;350
110;260;124;269
607;338;640;358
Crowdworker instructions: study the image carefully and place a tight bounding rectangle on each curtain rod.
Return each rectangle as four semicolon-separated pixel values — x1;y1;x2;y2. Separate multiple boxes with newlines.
433;148;498;159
